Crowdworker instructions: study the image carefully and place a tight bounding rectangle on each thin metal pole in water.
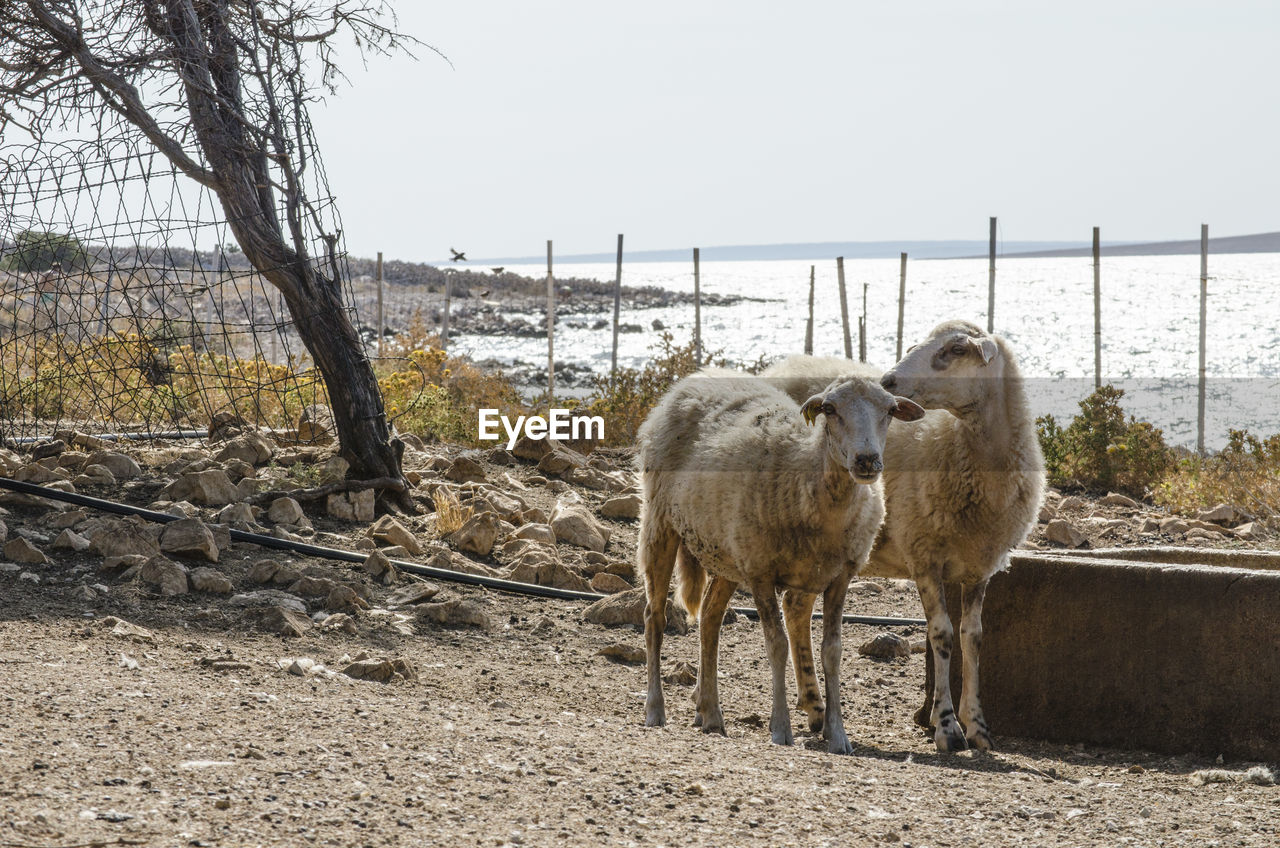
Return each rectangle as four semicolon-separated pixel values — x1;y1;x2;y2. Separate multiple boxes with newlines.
859;282;868;363
375;251;384;358
896;252;907;360
837;256;852;359
804;265;815;355
988;216;997;333
547;240;555;400
693;247;702;366
1197;224;1208;455
611;234;623;376
1092;228;1101;389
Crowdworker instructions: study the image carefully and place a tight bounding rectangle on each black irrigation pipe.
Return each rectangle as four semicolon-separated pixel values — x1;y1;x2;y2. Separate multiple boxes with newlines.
0;476;927;628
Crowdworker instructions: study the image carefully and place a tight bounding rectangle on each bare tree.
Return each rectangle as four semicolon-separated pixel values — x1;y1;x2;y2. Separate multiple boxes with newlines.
0;0;432;511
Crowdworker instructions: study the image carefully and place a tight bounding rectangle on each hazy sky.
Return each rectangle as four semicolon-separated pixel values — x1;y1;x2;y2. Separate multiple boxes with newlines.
308;1;1279;263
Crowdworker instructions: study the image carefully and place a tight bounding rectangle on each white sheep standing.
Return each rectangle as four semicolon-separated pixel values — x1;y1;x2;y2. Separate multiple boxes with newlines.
763;320;1045;752
636;367;923;753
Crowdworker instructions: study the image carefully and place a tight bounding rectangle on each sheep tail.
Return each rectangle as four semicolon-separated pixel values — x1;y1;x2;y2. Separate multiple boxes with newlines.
674;542;706;619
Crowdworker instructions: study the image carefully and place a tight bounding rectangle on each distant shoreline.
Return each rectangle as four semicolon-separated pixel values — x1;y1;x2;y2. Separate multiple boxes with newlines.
451;230;1280;265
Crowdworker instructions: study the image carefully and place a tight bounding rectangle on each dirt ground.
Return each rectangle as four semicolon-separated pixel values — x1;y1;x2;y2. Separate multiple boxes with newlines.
2;443;1278;847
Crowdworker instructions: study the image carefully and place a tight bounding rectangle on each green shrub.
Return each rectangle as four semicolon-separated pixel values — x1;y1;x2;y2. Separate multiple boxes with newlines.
1156;429;1280;521
1;229;91;272
1037;384;1171;497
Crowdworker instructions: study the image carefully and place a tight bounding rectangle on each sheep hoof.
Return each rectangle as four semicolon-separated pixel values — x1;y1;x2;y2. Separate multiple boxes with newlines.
966;729;994;752
692;713;703;728
700;713;726;736
770;726;794;746
827;733;853;756
935;720;968;753
645;705;666;728
802;705;825;733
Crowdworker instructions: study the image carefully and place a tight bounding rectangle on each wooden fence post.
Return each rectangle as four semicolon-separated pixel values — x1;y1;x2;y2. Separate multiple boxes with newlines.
375;250;384;358
547;240;555;400
837;256;852;359
693;247;702;366
441;268;452;352
804;265;815;355
988;216;997;333
1092;228;1101;389
896;252;907;360
611;233;623;376
1197;224;1208;455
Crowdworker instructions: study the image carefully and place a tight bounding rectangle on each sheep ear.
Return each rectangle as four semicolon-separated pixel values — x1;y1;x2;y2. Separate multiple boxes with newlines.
891;397;926;422
969;336;999;364
801;395;825;426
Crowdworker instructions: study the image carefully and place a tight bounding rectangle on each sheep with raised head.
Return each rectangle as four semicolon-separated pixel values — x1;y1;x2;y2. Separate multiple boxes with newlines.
763;320;1044;752
636;367;923;753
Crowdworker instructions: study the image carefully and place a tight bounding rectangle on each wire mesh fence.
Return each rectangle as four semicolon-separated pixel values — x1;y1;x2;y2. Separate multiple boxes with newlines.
0;131;355;446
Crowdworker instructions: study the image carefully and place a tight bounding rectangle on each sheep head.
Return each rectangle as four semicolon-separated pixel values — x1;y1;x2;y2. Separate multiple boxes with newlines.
802;377;924;483
880;320;1005;416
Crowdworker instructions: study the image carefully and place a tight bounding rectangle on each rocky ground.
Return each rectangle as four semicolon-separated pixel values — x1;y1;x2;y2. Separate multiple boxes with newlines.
1;424;1277;847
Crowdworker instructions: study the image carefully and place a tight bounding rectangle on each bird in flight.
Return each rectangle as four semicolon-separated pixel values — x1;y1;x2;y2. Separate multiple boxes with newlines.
491;267;504;275
450;248;466;262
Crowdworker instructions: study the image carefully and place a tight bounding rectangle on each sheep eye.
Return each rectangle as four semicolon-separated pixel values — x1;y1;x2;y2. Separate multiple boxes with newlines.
950;343;968;356
821;402;836;416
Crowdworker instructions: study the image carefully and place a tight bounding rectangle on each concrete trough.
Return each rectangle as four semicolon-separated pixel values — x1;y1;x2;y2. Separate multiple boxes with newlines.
929;554;1280;761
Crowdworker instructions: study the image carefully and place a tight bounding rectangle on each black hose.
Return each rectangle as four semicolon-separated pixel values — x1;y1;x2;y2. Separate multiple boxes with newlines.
0;476;927;627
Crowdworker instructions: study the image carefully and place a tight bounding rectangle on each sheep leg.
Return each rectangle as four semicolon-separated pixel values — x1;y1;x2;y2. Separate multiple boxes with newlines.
641;523;679;728
820;569;854;755
917;571;967;752
692;576;737;735
782;589;824;732
959;578;992;751
749;580;794;746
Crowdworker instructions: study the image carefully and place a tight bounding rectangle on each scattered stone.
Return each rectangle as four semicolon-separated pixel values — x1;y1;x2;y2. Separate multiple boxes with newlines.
416;599;493;629
340;657;417;683
599;494;642;520
100;616;155;644
537;444;587;477
550;494;610;552
597;642;645;665
321;612;359;634
511;522;556;544
52;529;92;552
529;615;558;637
159;518;219;562
163;469;240;506
320;455;350;484
98;554;148;576
361;550;399;585
247;559;281;584
445;455;487;484
371;515;423;555
850;580;884;594
1197;503;1239;526
266;497;309;527
216;502;261;528
523;507;549;525
1159;517;1189;535
1037;505;1057;523
3;537;49;565
1139;517;1162;533
247;605;311;637
582;587;688;634
138;555;189;596
31;439;67;460
1058;495;1085;511
1044;518;1087;547
325;584;368;613
663;661;698;686
511;436;553;462
858;632;912;660
78;464;117;486
213;433;274;466
446;512;501;557
189;566;234;594
1099;492;1139;508
507;559;593;593
590;572;631;594
385;581;441;607
289;575;339;598
488;448;514;466
326;489;375;522
297;404;336;444
281;656;319;677
229;589;307;613
1233;522;1261;541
